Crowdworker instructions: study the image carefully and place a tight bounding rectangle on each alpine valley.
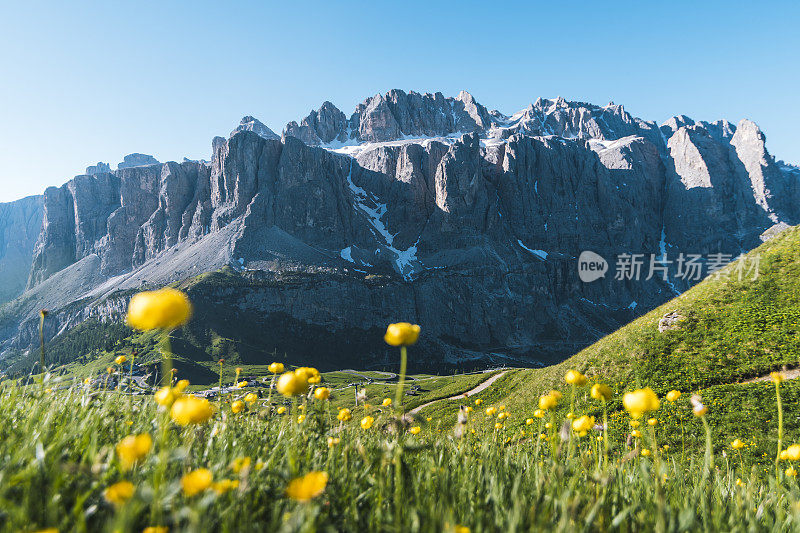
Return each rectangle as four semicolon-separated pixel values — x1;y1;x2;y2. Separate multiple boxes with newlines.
1;90;798;373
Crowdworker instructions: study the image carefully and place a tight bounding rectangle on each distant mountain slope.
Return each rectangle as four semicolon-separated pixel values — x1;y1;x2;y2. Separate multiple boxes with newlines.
0;90;798;369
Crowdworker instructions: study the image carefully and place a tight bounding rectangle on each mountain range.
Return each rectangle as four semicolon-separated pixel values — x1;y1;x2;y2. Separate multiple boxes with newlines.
0;89;798;371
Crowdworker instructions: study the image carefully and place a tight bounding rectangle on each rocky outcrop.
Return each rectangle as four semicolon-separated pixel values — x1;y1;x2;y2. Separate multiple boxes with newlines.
117;153;160;169
2;90;799;371
86;162;111;175
0;196;43;304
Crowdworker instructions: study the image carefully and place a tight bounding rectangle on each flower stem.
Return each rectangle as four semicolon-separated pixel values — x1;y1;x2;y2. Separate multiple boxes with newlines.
394;346;408;412
775;380;784;480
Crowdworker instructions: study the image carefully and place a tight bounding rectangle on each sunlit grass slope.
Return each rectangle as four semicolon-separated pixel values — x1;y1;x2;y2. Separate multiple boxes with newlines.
423;226;800;465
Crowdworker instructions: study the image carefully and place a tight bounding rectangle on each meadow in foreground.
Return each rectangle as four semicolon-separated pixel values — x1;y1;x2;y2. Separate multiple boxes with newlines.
2;288;800;532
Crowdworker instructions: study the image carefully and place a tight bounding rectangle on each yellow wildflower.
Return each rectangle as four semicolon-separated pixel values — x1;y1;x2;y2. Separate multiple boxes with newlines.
565;370;587;386
115;355;127;365
327;437;341;447
231;400;245;414
285;471;328;502
212;479;239;494
409;426;421;435
622;388;660;419
276;371;309;397
360;416;375;429
170;396;215;425
231;457;251;474
590;383;612;401
666;390;681;402
126;288;192;330
116;433;152;470
384;322;421;346
382;398;392;407
314;387;331;400
337;408;352;421
268;362;285;374
181;468;213;496
244;392;258;404
731;439;745;450
104;481;134;505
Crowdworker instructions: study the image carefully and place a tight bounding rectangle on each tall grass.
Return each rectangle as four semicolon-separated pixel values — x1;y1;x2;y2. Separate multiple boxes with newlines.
1;372;800;532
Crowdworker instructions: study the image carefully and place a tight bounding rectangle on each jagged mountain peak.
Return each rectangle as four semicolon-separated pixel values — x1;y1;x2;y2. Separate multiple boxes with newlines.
231;116;280;141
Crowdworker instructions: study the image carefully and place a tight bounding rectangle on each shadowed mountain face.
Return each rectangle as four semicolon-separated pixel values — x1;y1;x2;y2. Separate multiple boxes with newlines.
1;90;798;370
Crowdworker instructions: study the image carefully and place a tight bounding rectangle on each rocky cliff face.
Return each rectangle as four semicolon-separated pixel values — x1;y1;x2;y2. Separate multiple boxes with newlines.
1;90;798;370
0;195;43;305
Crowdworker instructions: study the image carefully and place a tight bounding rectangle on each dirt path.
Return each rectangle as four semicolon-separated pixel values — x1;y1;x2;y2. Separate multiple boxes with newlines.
741;368;800;384
409;370;509;414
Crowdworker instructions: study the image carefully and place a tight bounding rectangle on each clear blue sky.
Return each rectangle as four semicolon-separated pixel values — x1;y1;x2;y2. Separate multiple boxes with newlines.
1;0;798;202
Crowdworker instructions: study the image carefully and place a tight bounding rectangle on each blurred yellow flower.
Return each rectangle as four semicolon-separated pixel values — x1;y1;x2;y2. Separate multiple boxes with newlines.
236;381;248;389
485;407;497;416
647;418;658;426
631;430;642;438
641;449;651;457
786;444;800;461
268;362;285;374
590;383;612;401
382;398;392;406
497;412;509;420
115;355;127;365
538;394;558;410
116;433;152;470
337;408;352;422
212;479;239;494
154;387;180;408
572;415;595;435
455;526;470;533
526;418;534;425
231;457;251;474
276;406;287;415
736;478;745;487
314;387;331;400
666;390;681;402
731;439;745;450
327;437;341;447
286;471;328;502
276;371;309;397
103;481;134;505
629;420;640;428
622;388;660;419
244;392;258;404
384;322;421;346
360;416;375;429
474;399;483;406
772;372;785;383
170;396;215;425
533;409;545;418
409;426;421;435
231;400;245;414
175;379;189;392
565;370;587;386
181;468;213;496
297;414;306;423
126;288;192;330
786;467;798;477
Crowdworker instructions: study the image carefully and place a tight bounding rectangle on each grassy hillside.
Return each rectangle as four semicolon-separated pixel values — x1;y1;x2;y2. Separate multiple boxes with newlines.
416;226;800;467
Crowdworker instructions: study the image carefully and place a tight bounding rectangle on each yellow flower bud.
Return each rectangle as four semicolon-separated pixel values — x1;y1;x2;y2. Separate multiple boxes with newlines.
314;387;331;400
103;481;134;506
268;362;285;374
181;468;213;496
666;390;681;402
590;383;612;401
564;370;587;386
231;400;245;414
622;388;660;419
126;288;192;330
285;471;328;502
170;396;215;425
383;322;421;346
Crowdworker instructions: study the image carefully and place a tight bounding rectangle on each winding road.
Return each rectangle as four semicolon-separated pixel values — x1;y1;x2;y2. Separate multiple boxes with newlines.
409;370;509;414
